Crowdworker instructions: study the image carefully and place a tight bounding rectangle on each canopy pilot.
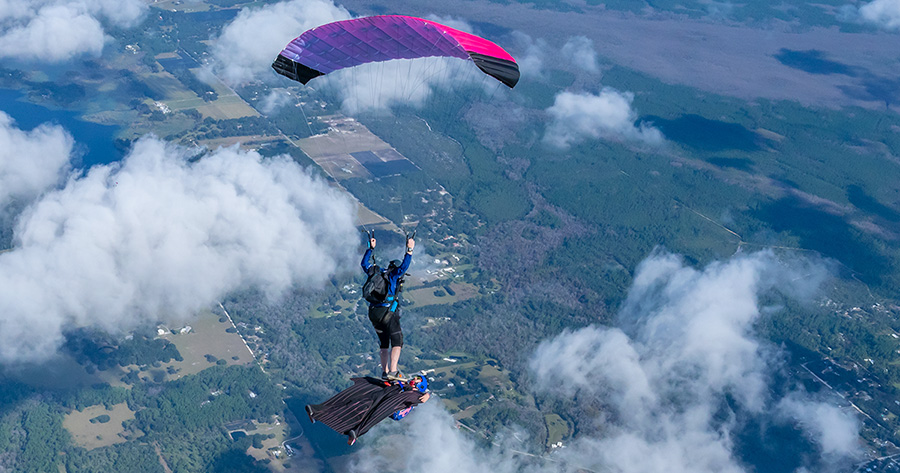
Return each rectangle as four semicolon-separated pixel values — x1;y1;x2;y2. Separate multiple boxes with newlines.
361;234;414;379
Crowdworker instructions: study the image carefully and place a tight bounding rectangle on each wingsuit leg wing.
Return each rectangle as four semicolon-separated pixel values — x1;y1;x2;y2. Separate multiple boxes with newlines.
306;377;385;435
306;376;427;443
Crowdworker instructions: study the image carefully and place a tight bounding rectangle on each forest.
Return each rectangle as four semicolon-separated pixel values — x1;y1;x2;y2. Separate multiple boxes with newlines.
1;1;900;470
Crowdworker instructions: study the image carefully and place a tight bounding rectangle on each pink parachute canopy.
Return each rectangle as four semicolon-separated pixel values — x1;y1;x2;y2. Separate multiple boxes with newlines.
273;15;519;88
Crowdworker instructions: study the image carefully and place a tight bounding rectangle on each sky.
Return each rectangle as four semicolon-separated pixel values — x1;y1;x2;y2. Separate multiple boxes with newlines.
347;251;860;473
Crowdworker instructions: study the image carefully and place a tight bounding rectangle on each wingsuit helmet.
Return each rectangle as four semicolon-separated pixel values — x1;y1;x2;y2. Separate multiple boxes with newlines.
388;259;401;270
411;376;428;393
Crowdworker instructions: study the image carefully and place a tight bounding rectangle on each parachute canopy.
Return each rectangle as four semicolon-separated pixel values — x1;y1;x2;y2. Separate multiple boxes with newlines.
272;15;519;88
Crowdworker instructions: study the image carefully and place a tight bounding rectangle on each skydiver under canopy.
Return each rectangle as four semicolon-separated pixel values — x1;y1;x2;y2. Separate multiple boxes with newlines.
361;232;414;379
305;375;430;445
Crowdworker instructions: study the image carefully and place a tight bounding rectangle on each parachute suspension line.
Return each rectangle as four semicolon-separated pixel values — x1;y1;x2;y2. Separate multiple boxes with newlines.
406;31;455;108
405;57;413;104
450;56;472;122
399;192;405;228
486;80;502;103
298;97;315;137
375;58;385;112
349;62;357;115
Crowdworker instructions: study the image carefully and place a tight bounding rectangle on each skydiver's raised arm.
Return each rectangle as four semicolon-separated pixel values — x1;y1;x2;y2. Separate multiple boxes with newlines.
392;238;414;277
361;247;374;272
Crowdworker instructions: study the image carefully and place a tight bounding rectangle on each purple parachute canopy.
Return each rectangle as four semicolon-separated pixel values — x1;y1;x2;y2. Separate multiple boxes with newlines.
272;15;519;88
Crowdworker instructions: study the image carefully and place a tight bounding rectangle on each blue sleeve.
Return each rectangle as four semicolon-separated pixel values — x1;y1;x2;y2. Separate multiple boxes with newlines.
361;248;373;272
391;253;411;278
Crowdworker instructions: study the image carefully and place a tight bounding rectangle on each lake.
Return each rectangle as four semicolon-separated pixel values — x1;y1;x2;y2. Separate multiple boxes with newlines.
0;88;122;169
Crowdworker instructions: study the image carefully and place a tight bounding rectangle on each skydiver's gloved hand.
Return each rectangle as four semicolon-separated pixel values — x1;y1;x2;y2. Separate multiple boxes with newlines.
369;238;376;249
406;238;415;254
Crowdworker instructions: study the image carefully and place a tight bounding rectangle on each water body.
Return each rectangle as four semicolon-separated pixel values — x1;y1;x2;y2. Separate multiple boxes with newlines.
0;88;123;169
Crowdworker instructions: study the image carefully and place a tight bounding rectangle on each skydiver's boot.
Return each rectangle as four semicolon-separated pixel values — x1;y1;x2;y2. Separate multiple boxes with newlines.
348;429;358;446
305;405;315;424
385;371;407;383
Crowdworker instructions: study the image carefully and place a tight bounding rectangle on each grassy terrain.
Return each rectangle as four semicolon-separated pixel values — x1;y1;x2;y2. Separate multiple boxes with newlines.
192;95;258;120
544;414;569;448
298;116;391;158
412;281;479;307
156;311;253;380
63;403;140;450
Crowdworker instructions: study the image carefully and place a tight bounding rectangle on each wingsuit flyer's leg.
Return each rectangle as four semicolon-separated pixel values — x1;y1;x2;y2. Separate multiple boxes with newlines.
305;377;385;436
351;384;427;438
305;376;427;445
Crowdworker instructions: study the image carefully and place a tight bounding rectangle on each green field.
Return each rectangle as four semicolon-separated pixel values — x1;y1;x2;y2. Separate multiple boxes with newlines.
156;311;254;380
192;95;258;120
406;282;479;308
298;115;391;158
544;414;569;448
63;403;140;450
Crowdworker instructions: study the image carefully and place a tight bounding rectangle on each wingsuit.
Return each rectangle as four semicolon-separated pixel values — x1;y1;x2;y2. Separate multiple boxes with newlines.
305;376;428;445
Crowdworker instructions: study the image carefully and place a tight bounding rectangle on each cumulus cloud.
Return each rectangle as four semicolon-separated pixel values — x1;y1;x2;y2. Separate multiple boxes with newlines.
858;0;900;30
544;88;663;148
259;89;294;115
207;0;350;86
560;36;598;73
510;31;547;79
0;111;73;209
346;251;857;473
319;56;496;115
424;14;473;33
777;393;860;457
0;136;357;362
530;251;856;473
349;402;541;473
0;0;146;61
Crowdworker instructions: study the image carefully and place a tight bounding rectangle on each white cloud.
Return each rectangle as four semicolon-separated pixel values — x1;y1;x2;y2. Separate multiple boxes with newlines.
0;136;357;362
0;0;146;61
560;36;598;73
859;0;900;30
424;14;473;33
777;393;861;457
529;251;855;473
0;111;73;209
259;89;293;115
320;56;491;115
345;251;856;473
544;88;663;148
349;402;537;473
207;0;351;86
510;31;546;79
